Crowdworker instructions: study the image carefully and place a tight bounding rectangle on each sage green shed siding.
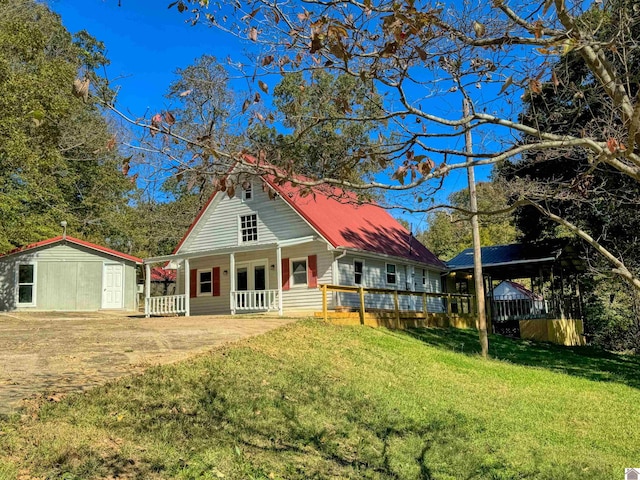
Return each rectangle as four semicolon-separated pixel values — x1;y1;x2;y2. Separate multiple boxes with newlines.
0;242;139;312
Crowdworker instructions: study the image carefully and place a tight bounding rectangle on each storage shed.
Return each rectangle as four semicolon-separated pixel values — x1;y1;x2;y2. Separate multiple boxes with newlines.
0;235;142;312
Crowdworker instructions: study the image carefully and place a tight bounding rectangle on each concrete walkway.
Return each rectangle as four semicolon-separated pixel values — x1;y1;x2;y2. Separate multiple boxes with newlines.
0;312;296;414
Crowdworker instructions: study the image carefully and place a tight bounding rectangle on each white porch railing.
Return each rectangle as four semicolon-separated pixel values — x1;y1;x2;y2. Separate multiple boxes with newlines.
145;294;187;316
233;289;279;312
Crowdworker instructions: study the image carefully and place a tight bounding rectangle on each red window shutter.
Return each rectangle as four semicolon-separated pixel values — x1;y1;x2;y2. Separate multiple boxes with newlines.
308;254;318;288
189;269;197;298
282;257;290;291
212;267;220;297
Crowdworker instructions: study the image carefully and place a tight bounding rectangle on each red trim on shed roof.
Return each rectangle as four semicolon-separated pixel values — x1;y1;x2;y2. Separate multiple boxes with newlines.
174;158;445;269
0;236;142;264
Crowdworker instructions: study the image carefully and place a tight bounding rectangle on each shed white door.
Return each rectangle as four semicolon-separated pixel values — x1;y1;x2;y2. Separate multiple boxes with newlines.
102;264;124;309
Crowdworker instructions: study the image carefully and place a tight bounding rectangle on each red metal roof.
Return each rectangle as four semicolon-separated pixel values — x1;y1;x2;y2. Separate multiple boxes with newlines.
175;160;445;269
0;235;142;264
150;266;176;281
264;176;446;268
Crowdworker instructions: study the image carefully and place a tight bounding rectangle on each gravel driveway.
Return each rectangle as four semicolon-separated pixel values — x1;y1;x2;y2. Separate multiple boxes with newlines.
0;312;296;414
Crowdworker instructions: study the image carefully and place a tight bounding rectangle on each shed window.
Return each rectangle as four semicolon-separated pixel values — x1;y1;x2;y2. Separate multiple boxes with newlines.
198;270;212;295
354;260;364;285
291;259;308;286
386;263;397;285
17;264;35;305
240;214;258;242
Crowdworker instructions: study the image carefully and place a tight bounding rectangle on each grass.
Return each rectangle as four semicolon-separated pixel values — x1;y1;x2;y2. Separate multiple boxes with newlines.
1;320;639;479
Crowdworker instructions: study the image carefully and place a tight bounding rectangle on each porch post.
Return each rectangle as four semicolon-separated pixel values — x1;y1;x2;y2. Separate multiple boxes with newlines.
144;263;151;317
276;246;283;316
230;252;236;315
184;258;190;317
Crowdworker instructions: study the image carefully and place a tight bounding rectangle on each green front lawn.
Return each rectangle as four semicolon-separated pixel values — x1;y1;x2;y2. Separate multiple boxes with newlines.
1;321;639;479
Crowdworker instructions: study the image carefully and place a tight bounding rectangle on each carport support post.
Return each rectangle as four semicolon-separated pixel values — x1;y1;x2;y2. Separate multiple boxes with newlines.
144;263;151;317
184;258;190;317
276;246;283;316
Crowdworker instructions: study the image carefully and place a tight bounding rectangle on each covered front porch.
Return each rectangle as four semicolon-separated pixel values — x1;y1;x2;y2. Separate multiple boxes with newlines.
142;236;318;317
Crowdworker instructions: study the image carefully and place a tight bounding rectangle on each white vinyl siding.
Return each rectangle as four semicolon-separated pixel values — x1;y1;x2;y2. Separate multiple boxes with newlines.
336;254;443;312
282;241;332;312
178;176;316;254
178;256;231;316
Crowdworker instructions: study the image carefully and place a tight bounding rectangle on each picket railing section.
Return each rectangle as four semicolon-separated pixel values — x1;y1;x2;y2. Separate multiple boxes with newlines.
145;294;186;316
233;289;279;312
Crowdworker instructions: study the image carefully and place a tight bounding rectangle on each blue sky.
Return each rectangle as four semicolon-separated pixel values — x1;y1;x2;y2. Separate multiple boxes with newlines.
49;0;238;117
48;0;493;231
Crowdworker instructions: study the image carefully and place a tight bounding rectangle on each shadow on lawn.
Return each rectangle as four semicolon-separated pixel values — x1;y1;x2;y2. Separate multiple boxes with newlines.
403;327;640;389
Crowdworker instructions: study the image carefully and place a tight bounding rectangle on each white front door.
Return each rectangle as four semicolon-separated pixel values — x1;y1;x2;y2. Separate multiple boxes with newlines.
235;260;268;292
235;260;268;310
102;264;124;309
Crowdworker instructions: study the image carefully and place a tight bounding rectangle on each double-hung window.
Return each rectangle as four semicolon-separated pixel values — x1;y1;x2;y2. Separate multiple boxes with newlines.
198;270;212;296
17;264;36;306
240;214;258;242
291;258;308;286
386;263;397;285
354;260;364;285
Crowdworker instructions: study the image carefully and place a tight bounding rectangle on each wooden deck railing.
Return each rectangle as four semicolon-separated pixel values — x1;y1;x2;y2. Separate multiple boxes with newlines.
319;284;474;325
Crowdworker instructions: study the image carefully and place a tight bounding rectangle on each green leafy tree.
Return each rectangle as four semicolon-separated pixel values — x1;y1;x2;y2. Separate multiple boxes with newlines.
248;70;387;183
419;182;519;260
496;0;640;350
0;0;135;252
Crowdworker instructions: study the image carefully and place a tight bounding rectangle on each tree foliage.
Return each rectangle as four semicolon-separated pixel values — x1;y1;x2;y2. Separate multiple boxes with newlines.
419;182;519;260
248;70;387;183
0;0;135;252
157;0;640;290
495;0;640;349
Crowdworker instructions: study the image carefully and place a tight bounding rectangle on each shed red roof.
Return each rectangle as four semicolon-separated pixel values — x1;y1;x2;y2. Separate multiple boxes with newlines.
175;160;445;269
0;235;142;264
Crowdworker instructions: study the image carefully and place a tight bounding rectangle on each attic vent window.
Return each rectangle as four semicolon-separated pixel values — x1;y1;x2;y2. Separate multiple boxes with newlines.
242;182;253;201
240;214;258;242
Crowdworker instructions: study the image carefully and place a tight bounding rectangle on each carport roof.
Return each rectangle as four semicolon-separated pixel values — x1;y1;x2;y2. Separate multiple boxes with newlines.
0;236;143;264
447;240;584;280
